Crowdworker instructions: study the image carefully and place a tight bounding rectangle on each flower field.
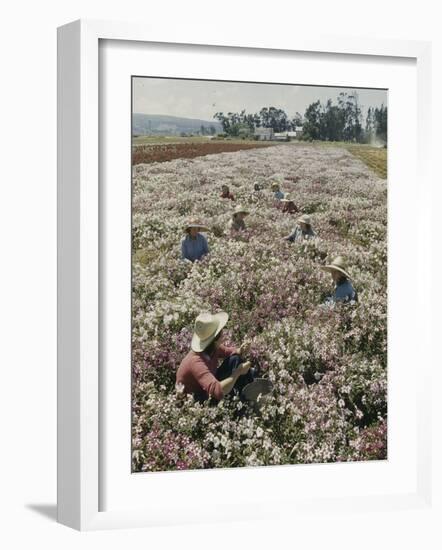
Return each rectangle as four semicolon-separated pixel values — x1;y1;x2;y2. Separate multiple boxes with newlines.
131;143;387;472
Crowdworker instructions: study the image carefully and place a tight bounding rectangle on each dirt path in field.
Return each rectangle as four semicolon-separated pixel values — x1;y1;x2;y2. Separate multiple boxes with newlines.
132;141;277;165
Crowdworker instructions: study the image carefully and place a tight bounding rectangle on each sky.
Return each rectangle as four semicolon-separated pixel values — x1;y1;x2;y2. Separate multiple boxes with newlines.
133;77;388;122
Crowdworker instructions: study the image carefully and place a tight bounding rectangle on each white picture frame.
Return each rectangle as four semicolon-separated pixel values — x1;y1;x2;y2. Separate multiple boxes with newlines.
57;19;433;531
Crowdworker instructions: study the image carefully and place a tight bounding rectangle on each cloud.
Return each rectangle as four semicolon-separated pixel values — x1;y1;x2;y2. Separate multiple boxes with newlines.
133;77;387;121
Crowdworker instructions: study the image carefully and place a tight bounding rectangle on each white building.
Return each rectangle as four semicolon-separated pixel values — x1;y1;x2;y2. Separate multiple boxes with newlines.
273;130;299;140
254;127;274;141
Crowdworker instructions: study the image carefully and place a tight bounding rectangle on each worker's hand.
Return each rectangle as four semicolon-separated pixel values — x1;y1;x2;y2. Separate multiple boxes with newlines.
237;361;252;376
239;340;251;357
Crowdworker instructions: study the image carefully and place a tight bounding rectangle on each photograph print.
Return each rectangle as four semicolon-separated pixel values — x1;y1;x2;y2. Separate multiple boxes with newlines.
131;76;388;472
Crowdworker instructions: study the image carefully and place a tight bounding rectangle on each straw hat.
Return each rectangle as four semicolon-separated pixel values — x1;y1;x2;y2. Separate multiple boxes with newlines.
321;256;351;279
191;312;229;352
271;182;280;190
233;204;250;216
281;194;294;203
298;214;311;225
184;218;209;232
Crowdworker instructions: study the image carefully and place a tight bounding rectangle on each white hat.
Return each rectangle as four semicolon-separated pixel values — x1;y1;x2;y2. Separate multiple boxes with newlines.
191;312;229;352
297;214;311;225
233;204;250;216
321;256;351;279
281;193;295;203
184;218;209;232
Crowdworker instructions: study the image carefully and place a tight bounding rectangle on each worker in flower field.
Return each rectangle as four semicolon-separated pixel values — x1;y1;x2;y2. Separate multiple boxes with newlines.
181;218;210;262
176;311;258;402
253;182;262;196
220;184;235;201
321;256;358;304
228;204;249;231
280;193;299;214
250;182;263;204
271;182;285;200
285;214;316;242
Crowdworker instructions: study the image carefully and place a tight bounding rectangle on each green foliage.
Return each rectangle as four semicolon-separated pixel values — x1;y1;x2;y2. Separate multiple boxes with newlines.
301;93;387;145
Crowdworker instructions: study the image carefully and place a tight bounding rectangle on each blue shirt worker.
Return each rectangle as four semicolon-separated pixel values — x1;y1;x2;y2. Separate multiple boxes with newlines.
321;256;358;304
271;182;285;200
285;214;315;242
181;218;210;262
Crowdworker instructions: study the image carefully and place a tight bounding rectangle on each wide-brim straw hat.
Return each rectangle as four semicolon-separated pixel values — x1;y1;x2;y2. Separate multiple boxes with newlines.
233;204;250;216
298;214;311;225
321;256;351;279
184;218;209;232
191;311;229;352
281;194;294;203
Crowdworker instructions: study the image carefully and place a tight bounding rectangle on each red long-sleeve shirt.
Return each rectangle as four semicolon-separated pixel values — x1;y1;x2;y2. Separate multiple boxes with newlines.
282;201;299;214
176;344;239;401
220;191;235;201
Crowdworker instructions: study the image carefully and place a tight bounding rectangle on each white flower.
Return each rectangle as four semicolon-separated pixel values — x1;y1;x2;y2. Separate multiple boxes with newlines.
132;142;387;471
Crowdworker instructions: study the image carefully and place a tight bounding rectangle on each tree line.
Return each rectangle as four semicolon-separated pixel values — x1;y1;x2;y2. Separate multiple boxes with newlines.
214;92;387;144
302;93;387;143
214;108;303;137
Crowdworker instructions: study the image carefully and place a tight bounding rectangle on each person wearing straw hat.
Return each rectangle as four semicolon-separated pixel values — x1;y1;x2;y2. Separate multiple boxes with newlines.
181;218;210;262
285;214;316;242
220;184;235;201
228;204;249;231
271;182;285;201
321;256;358;304
280;193;299;214
176;312;256;402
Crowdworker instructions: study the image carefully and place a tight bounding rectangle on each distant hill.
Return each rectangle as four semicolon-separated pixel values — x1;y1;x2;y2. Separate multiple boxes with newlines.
133;113;223;136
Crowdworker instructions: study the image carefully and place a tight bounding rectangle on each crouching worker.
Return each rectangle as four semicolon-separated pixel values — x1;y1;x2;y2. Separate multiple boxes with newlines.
321;256;358;304
271;182;285;201
280;194;299;214
220;184;235;201
228;205;249;231
285;214;316;242
181;218;210;262
176;312;256;402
